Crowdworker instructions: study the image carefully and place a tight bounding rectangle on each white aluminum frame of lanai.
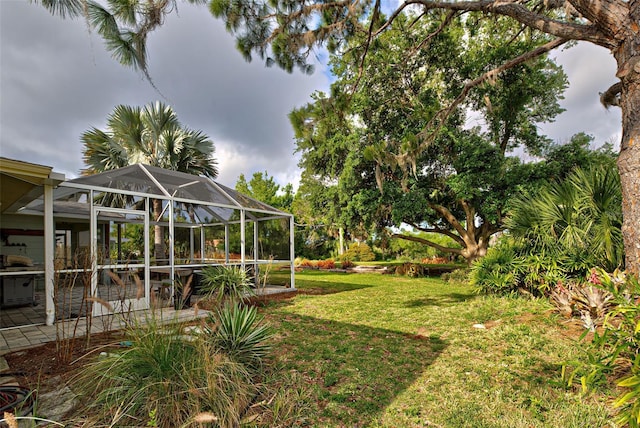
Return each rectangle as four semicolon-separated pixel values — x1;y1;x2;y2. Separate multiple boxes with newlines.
22;163;295;325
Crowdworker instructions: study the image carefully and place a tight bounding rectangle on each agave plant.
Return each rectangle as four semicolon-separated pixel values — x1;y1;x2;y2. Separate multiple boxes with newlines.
206;303;274;371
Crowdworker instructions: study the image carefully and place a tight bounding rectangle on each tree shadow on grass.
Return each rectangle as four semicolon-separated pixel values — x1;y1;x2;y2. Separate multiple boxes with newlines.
403;292;477;308
270;312;448;426
270;270;376;295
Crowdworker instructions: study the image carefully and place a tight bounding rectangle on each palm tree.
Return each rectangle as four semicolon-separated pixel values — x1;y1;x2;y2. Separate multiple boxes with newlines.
81;101;218;260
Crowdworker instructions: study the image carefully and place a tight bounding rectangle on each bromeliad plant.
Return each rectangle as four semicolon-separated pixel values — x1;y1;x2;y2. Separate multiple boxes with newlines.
550;277;614;329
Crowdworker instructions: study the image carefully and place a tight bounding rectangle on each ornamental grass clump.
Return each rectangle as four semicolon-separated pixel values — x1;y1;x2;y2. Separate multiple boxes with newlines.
200;265;254;305
70;305;282;427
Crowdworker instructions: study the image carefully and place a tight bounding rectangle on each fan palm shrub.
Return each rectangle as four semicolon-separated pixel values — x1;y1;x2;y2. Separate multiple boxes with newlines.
472;165;623;295
507;165;622;271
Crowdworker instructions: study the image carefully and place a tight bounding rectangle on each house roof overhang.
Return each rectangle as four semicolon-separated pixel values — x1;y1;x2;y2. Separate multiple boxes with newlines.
0;158;66;213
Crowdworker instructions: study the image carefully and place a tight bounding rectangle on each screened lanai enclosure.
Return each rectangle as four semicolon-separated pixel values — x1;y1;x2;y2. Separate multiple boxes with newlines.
0;161;294;329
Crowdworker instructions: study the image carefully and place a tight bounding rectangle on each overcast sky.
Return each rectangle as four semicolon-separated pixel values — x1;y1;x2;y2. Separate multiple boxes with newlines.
0;1;622;189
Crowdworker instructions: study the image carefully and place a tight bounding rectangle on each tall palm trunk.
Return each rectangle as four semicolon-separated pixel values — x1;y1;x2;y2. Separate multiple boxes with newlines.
152;199;166;262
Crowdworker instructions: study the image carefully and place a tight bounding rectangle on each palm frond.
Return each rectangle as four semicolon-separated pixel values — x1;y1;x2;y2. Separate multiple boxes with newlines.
34;0;84;18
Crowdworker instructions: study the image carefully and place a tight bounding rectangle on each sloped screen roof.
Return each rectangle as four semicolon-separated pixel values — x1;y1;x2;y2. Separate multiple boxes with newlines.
64;164;288;220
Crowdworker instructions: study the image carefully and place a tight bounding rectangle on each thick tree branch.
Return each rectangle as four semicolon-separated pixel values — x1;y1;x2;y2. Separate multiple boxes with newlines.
400;0;615;48
392;232;464;255
407;221;466;245
428;202;468;239
460;199;476;237
568;0;629;40
474;219;500;242
413;37;568;155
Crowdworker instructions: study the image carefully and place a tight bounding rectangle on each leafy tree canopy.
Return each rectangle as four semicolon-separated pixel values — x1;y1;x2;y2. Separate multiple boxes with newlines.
235;171;294;211
290;14;582;263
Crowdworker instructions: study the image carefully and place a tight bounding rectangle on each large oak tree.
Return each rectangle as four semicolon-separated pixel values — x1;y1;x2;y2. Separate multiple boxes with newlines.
207;0;639;272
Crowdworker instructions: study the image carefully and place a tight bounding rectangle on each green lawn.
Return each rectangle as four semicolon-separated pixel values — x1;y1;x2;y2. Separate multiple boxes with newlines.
261;270;612;427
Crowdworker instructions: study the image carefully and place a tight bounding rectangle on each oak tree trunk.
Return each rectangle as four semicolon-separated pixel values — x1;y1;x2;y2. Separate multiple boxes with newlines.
615;29;640;275
461;239;488;265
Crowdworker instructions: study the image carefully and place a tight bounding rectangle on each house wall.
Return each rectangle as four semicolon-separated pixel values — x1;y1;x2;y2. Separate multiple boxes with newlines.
0;214;45;265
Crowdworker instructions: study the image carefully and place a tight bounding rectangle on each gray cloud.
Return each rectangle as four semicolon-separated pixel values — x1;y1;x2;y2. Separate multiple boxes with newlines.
0;1;329;186
541;43;621;148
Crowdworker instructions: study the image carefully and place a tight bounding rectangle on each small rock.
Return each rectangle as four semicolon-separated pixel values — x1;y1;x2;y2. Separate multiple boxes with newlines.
0;357;9;372
37;381;77;423
472;323;486;329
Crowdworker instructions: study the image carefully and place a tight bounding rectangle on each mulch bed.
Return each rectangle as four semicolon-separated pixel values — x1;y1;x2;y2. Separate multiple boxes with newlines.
2;292;302;390
3;330;127;389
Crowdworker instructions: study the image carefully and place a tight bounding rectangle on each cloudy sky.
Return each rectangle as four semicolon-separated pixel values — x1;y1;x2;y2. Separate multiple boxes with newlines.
0;1;622;189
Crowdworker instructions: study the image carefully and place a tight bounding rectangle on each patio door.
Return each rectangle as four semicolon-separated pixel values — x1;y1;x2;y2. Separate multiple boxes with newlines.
91;207;150;317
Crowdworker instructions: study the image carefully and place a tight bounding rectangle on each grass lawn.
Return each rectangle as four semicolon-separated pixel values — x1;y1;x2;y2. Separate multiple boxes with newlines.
261;270;613;427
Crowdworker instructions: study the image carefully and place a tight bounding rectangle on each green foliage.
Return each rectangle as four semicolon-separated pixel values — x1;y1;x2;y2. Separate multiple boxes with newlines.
470;237;583;295
233;172;293;259
200;265;254;304
236;171;293;211
287;14;581;264
470;240;525;294
562;270;640;427
474;163;624;296
206;303;274;371
541;133;617;183
342;242;376;262
73;316;254;427
507;165;623;272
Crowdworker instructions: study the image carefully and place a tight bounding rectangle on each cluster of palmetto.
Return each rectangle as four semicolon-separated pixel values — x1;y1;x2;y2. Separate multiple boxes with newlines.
471;163;623;297
470;162;628;379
